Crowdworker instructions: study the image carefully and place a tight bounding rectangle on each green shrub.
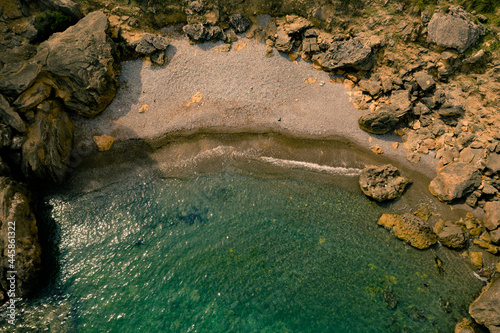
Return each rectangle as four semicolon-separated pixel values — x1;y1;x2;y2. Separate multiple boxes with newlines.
412;0;437;13
459;0;500;13
34;11;76;42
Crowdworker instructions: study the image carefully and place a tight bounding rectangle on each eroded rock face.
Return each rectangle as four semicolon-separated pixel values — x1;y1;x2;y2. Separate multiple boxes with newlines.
32;11;120;117
427;6;485;53
429;162;481;202
469;278;500;332
377;213;437;249
317;38;373;71
22;100;74;183
0;177;42;297
359;164;412;202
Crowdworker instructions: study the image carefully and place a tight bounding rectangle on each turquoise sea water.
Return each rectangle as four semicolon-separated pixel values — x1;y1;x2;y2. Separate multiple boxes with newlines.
2;171;484;332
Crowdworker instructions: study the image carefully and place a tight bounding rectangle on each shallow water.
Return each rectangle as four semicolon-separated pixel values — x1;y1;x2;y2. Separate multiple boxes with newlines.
1;170;484;332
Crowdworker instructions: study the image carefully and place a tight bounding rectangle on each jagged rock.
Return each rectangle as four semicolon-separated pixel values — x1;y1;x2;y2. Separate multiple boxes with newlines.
433;219;466;248
132;33;169;56
0;177;42;297
12;82;51;112
464;49;486;64
39;0;83;20
183;23;207;42
427;6;485;53
429;162;481;202
484;202;500;231
283;15;313;35
454;318;475;333
274;29;293;53
150;51;167;66
437;101;465;117
317;38;373;71
93;134;115;151
358;108;398;134
413;71;436;91
32;11;120;118
469;278;500;333
302;36;320;54
390;89;412;116
0;63;41;97
377;213;437;249
22;100;74;182
359;164;412;202
358;80;381;96
229;14;251;33
0;94;26;133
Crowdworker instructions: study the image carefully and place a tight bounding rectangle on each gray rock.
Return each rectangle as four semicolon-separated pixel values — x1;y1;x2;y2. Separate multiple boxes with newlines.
150;51;167;66
183;23;207;42
283;15;313;35
0;94;26;133
0;177;42;297
429;162;481;202
302;37;320;54
358;107;399;135
32;11;120;117
132;33;169;56
317;38;373;71
413;71;436;91
229;14;251;33
433;219;466;248
359;164;412;202
484;201;500;231
427;5;485;53
0;62;40;97
469;278;500;332
390;89;412;116
437;101;465;117
22;100;74;183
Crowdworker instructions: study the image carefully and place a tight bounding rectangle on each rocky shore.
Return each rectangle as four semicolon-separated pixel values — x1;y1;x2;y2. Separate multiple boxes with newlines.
1;0;500;331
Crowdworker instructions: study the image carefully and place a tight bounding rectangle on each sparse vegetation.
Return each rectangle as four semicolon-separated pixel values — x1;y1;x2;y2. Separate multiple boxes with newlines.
34;11;76;42
459;0;500;14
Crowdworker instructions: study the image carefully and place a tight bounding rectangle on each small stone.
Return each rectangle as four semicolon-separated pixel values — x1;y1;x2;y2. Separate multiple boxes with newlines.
288;51;299;61
139;104;149;113
215;44;231;52
470;252;483;268
370;145;384;154
344;79;355;90
484;201;500;231
392;142;399;150
473;239;498;255
234;42;247;51
186;92;203;107
93;134;116;152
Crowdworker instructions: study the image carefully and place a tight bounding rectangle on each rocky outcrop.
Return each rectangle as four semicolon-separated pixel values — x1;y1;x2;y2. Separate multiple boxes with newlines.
316;38;373;71
429;162;481;202
377;213;437;249
427;6;485;53
359;164;412;202
128;33;170;66
22;100;74;183
0;177;42;298
469;278;500;333
32;11;120;117
229;13;251;33
433;219;466;249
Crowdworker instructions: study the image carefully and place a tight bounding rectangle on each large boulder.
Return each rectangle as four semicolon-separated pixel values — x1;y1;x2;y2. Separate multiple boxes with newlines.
316;38;373;71
429;162;481;202
0;177;42;297
358;106;398;134
484;201;500;231
427;6;485;53
22;100;74;183
469;278;500;333
32;11;120;117
377;213;437;249
359;164;412;202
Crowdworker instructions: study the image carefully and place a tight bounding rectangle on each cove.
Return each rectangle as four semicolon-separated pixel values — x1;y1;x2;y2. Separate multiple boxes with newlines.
2;136;485;332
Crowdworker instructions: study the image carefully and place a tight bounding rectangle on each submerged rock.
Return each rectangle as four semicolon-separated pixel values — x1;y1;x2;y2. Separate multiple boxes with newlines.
32;11;120;117
22;100;74;183
377;213;437;249
454;318;475;333
0;177;42;298
359;164;412;202
427;6;485;53
317;38;373;71
469;278;500;333
429;162;481;202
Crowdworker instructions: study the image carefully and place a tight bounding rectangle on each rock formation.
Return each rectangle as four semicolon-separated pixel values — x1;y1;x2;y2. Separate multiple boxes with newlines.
429;163;481;202
359;164;412;202
470;278;500;333
377;213;437;249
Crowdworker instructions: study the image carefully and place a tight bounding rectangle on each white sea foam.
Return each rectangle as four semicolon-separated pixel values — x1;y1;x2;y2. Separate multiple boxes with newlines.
258;156;362;176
